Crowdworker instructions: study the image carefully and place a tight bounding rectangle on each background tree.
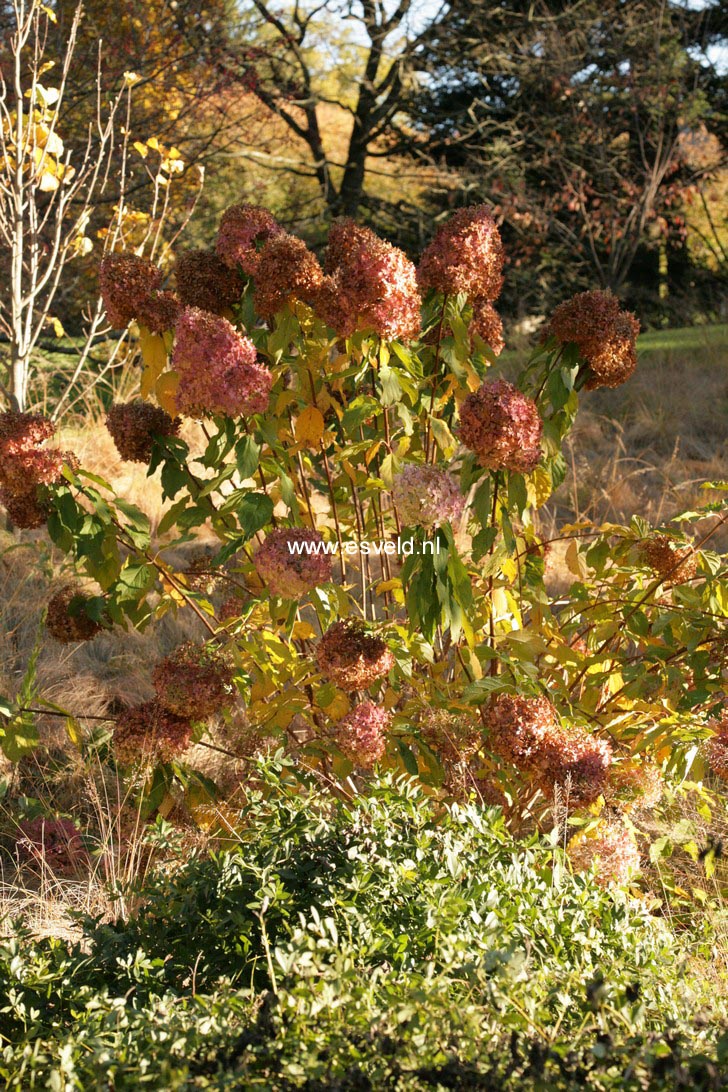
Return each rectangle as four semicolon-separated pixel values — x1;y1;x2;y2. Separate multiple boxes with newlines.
408;0;727;320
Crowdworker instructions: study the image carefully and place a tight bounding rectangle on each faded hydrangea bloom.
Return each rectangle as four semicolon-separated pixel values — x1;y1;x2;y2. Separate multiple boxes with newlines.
46;587;104;643
336;701;391;768
153;641;235;720
99;253;164;328
393;464;466;529
568;820;641;887
418;707;482;765
605;759;664;814
175;249;243;314
316;620;395;692
106;401;180;463
459;379;542;473
215;204;284;276
548;289;639;389
172;307;272;418
470;298;505;356
640;534;698;587
113;700;193;765
254;527;332;599
315;220;421;341
418;206;504;302
254;233;324;318
0;410;75;528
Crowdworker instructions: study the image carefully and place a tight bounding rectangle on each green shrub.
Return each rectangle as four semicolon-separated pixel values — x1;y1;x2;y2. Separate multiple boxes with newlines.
1;771;726;1089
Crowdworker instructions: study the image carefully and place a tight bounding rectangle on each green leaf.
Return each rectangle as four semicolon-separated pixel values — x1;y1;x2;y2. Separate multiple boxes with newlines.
235;493;274;539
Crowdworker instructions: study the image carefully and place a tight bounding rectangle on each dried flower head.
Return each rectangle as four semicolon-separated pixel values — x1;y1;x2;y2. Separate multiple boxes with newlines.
538;729;613;806
316;620;395;692
548;290;639;389
568;820;641;887
482;693;560;771
0;410;74;527
175;248;243;314
16;817;88;876
459;379;542;473
605;759;664;814
46;586;104;643
640;535;698;587
470;298;505;356
254;233;324;319
392;464;466;529
106;401;180;463
418;206;504;302
706;708;728;780
99;253;163;328
136;289;181;334
153;641;235;720
113;699;193;765
418;707;481;765
336;701;391;768
172;306;272;418
254;527;332;599
315;220;421;341
216;204;284;276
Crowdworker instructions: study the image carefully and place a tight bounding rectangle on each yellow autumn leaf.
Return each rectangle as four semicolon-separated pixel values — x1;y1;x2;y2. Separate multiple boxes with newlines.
65;717;82;748
292;620;317;641
321;692;350;721
155;371;180;415
295;405;325;447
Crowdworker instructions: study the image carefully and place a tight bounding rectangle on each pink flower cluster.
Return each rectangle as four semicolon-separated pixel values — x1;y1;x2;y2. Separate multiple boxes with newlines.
253;233;324;319
113;699;193;766
336;701;391;768
315;221;421;341
152;641;235;720
459;379;542;474
470;299;505;356
106;401;180;463
418;206;505;302
0;410;75;528
316;620;395;692
706;708;728;780
568;820;641;887
483;693;612;805
215;204;284;276
548;289;640;389
99;253;180;333
254;527;332;599
46;586;104;643
172;306;272;418
176;249;243;314
16;817;88;876
392;464;466;529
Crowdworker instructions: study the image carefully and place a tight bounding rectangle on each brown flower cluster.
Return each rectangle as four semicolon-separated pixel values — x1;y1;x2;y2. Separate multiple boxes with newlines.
640;535;698;587
418;206;505;302
336;701;391;768
175;249;243;314
705;707;728;779
254;527;332;599
215;204;284;276
46;586;104;643
99;253;179;333
153;641;235;720
0;410;74;528
254;233;324;319
605;759;663;814
459;379;542;474
418;707;481;766
16;817;88;876
470;299;505;356
314;220;421;341
548;289;639;389
568;820;641;887
106;401;180;463
113;700;193;766
482;693;612;805
316;620;395;692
